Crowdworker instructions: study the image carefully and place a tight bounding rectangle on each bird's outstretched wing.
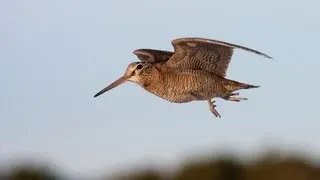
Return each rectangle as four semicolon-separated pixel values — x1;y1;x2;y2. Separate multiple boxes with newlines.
133;49;173;63
166;37;272;77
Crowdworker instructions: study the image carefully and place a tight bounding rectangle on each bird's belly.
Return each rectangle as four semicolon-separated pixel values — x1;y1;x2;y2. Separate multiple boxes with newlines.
152;91;197;103
144;86;210;103
140;70;224;103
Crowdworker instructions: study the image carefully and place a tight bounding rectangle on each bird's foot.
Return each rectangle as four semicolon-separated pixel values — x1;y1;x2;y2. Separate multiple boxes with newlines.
223;93;248;102
207;100;221;118
224;96;248;102
227;92;239;96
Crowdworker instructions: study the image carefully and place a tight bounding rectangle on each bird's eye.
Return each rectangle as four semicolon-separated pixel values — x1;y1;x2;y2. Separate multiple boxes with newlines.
136;64;143;70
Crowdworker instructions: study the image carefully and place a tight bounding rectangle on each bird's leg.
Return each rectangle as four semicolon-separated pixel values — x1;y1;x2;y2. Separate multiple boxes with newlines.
207;100;221;118
227;92;239;96
222;92;248;102
223;96;248;102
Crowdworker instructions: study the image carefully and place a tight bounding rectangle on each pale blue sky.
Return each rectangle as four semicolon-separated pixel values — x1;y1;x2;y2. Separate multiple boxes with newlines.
1;0;320;177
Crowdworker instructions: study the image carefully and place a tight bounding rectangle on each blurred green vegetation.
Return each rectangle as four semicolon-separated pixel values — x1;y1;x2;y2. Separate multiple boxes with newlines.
1;150;319;180
0;164;62;180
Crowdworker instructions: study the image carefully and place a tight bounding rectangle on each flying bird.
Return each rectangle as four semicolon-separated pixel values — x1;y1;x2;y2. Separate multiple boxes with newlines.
94;37;272;118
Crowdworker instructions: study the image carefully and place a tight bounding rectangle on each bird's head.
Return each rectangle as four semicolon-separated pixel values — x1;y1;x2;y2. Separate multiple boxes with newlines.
124;62;151;83
94;62;151;98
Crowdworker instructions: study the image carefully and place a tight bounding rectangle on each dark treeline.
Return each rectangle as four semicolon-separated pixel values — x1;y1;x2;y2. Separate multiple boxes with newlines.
1;150;320;180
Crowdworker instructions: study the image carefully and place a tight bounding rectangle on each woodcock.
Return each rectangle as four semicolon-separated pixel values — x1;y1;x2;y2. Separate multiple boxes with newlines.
94;37;272;118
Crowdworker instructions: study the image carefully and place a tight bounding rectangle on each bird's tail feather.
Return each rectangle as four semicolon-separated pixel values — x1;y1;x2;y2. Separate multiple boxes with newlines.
224;80;260;92
242;84;260;89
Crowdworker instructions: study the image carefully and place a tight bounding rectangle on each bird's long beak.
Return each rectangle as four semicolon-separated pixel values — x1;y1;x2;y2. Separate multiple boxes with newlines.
94;76;127;98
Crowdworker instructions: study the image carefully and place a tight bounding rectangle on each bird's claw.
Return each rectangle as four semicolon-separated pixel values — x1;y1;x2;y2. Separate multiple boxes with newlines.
228;92;239;96
223;92;247;102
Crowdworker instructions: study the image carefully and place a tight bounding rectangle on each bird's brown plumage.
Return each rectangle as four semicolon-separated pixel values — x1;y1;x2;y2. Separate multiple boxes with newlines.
94;37;271;118
136;65;254;104
133;49;173;63
134;37;272;77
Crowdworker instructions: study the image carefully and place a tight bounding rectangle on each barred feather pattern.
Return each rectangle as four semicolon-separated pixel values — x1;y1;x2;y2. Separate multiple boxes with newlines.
138;65;247;103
